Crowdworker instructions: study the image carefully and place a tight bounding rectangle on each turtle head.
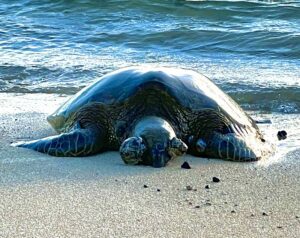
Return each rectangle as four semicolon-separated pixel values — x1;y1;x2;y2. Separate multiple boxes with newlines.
120;138;171;168
119;137;146;165
120;136;188;168
167;137;188;157
149;137;187;168
120;135;172;168
121;117;188;168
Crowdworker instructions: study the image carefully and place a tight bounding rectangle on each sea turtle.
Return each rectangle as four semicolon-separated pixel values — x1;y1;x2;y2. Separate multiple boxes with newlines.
13;66;271;167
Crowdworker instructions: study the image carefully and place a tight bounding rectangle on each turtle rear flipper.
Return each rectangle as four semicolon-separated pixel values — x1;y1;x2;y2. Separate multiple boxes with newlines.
12;127;105;157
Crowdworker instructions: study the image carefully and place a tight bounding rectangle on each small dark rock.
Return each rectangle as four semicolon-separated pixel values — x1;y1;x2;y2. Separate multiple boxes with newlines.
157;189;160;192
186;185;193;191
262;212;268;216
205;185;210;189
296;216;299;219
181;161;191;169
231;210;236;213
277;226;283;229
212;177;220;183
205;202;212;206
143;185;148;188
277;130;287;141
188;202;193;205
195;205;200;208
193;189;197;191
251;214;255;217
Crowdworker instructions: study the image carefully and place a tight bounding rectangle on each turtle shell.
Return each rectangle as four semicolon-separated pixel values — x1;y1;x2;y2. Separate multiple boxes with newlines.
48;66;254;132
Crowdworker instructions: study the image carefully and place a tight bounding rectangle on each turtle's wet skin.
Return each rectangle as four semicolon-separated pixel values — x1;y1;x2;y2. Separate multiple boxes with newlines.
13;67;272;167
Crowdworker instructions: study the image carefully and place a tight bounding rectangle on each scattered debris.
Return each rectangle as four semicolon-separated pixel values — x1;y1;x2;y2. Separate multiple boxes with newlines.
181;161;191;169
212;177;220;183
186;185;193;191
143;185;148;188
277;226;283;229
193;189;197;191
262;212;268;216
231;210;236;213
205;202;212;206
277;130;287;140
205;185;210;189
255;119;272;124
195;205;200;209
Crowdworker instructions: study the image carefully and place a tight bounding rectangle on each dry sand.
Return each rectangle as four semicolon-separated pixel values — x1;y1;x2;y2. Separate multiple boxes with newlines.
0;93;299;238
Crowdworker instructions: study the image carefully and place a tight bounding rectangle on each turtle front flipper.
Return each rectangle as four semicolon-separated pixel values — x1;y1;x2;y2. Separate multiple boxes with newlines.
205;133;260;162
12;126;105;157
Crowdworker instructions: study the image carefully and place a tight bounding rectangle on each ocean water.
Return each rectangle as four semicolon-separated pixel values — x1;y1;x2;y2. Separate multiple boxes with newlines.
0;0;299;159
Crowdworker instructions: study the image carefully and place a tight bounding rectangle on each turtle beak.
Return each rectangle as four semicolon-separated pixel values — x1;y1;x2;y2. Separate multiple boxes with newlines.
151;143;171;168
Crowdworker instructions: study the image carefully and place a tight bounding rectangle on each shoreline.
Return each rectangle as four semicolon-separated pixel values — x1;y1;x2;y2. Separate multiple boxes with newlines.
0;93;299;237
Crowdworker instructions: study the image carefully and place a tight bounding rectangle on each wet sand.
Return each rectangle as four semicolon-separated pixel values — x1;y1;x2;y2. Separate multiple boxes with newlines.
0;93;299;238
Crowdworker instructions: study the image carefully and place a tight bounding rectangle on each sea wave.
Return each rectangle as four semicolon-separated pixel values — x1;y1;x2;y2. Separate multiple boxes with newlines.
0;0;299;113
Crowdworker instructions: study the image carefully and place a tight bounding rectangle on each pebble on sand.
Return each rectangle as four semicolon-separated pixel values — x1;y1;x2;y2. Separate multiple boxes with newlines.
277;130;287;140
143;185;148;188
181;161;191;169
205;185;210;189
212;177;220;183
186;185;193;191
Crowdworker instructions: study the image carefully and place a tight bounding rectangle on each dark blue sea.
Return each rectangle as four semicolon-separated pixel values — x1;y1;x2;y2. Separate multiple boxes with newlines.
0;0;299;158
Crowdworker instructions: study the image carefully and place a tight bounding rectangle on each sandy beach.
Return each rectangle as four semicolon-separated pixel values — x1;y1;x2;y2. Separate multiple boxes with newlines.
0;93;299;238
